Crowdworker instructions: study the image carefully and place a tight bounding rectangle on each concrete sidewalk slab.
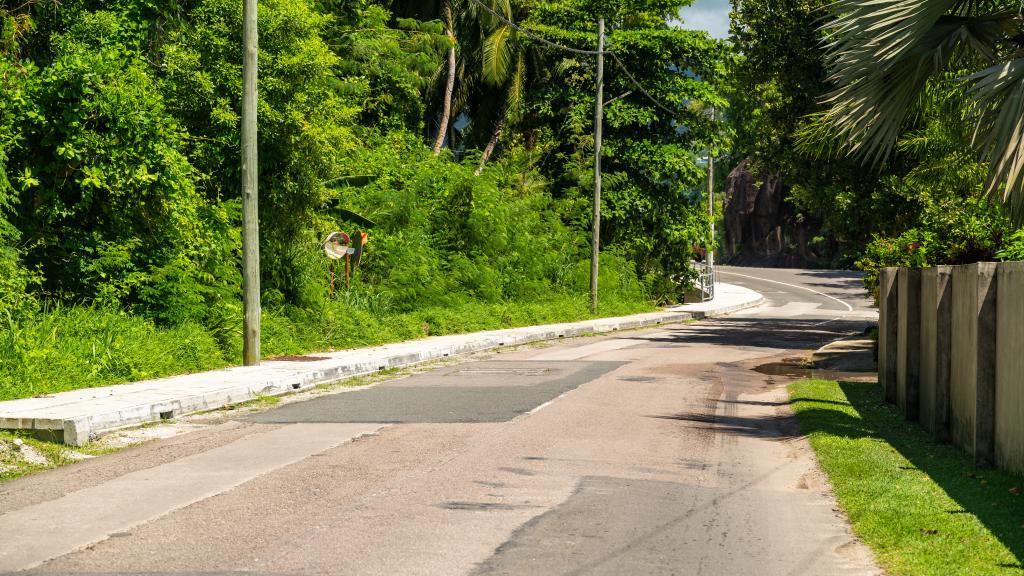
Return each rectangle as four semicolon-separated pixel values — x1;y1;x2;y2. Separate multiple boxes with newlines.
0;283;762;445
0;423;384;572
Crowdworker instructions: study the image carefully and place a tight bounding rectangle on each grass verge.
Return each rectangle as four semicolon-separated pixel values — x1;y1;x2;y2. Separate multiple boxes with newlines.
789;379;1024;576
0;430;123;482
0;294;653;402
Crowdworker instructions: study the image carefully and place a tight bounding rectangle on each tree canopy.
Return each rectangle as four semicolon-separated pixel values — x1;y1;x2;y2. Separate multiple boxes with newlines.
0;0;728;380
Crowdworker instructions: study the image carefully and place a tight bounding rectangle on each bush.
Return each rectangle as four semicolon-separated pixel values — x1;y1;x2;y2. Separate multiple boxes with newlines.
0;0;663;402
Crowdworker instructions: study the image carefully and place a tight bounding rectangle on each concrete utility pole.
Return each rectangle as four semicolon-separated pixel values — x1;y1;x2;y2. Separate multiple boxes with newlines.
241;0;261;365
590;18;605;315
707;107;715;270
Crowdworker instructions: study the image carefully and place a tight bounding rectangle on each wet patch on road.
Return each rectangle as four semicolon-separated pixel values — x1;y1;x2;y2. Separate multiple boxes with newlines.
753;360;875;383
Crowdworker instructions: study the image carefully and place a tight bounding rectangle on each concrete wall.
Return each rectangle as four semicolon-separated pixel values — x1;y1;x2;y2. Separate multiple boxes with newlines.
919;266;952;441
996;262;1024;473
879;268;899;404
897;268;921;420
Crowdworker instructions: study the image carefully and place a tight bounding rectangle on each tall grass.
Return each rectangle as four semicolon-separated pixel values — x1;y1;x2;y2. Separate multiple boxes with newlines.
0;291;652;402
0;305;228;401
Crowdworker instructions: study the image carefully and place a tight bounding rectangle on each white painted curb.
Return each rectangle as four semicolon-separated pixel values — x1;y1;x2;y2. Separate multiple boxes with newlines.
0;283;763;445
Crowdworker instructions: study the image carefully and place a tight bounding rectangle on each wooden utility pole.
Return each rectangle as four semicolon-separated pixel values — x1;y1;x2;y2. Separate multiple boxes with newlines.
241;0;261;365
590;18;605;314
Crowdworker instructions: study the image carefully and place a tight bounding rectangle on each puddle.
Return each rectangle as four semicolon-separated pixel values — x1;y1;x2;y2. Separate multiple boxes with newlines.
752;361;873;382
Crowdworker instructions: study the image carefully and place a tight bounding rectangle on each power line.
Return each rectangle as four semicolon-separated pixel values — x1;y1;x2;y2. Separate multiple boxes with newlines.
608;52;683;120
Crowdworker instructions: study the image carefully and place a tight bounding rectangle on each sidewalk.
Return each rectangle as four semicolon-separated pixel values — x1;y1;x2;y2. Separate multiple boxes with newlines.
0;283;763;445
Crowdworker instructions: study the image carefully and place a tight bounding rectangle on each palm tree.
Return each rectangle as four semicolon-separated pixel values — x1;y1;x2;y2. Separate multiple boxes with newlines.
473;0;527;175
428;0;528;173
432;1;457;156
807;0;1024;220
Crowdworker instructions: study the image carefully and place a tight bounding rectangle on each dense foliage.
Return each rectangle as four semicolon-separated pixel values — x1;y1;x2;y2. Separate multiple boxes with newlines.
0;0;726;398
726;0;1024;290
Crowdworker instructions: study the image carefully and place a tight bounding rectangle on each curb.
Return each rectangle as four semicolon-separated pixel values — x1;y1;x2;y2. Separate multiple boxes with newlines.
0;285;764;445
686;296;766;319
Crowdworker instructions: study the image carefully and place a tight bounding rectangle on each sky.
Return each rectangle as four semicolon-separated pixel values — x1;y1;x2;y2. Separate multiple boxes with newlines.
674;0;731;39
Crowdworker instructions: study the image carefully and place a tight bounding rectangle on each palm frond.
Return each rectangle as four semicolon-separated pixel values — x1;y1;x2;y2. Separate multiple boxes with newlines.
505;53;526;121
482;25;515;85
967;57;1024;220
816;0;1015;167
823;0;958;83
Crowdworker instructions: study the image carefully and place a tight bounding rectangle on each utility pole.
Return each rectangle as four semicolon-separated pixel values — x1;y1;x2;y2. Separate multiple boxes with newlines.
706;107;715;270
241;0;261;366
590;18;605;314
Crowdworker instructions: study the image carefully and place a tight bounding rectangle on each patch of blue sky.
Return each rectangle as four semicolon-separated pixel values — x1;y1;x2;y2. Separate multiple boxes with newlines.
673;0;730;39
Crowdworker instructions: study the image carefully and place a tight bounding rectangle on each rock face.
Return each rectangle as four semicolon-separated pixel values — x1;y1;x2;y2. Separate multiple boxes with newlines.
722;160;832;267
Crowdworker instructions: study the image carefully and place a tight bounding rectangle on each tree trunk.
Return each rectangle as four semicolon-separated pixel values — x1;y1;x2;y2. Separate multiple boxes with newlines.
475;116;505;176
432;4;456;156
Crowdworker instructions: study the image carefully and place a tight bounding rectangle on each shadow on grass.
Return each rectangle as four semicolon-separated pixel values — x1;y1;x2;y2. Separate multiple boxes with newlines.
796;380;1024;569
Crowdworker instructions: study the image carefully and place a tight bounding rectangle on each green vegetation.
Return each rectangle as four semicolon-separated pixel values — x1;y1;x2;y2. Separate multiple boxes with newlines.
0;291;648;401
0;1;726;401
789;379;1024;576
726;0;1024;287
0;430;124;482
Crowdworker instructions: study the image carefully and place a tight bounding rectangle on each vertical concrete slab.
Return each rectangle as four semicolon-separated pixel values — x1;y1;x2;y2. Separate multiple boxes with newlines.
975;263;998;467
951;265;978;456
996;262;1024;473
897;268;922;420
920;266;952;442
879;267;900;404
951;263;998;466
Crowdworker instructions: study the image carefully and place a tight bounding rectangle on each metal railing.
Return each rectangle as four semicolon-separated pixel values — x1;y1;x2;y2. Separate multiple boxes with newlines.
696;261;717;302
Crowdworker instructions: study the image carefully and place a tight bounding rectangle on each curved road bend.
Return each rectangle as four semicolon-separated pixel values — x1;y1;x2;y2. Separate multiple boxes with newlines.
2;267;882;576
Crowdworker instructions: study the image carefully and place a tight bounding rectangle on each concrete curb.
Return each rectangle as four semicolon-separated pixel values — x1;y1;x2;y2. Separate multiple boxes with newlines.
684;296;765;319
0;283;763;445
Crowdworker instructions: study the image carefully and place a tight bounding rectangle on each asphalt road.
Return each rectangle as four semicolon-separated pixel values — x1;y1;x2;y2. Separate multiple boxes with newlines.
2;266;882;576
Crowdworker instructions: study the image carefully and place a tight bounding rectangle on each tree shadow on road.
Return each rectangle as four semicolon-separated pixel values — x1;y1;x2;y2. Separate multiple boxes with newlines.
639;318;874;350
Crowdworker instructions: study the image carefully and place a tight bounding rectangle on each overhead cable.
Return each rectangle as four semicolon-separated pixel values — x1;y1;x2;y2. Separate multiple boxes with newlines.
608;52;682;120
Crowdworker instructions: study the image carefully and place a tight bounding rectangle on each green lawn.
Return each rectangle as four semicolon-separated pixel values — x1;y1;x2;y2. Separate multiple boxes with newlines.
789;379;1024;576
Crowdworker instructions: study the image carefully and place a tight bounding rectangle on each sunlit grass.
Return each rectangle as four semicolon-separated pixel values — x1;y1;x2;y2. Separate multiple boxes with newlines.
790;379;1024;575
0;295;654;402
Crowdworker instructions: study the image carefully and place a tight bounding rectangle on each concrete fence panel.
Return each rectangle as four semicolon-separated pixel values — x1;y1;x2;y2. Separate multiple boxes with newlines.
951;265;979;456
897;268;922;420
879;267;899;404
950;263;998;465
920;266;952;441
996;262;1024;473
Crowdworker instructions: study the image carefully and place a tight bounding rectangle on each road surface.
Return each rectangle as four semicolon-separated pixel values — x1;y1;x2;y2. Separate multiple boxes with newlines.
1;267;881;576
